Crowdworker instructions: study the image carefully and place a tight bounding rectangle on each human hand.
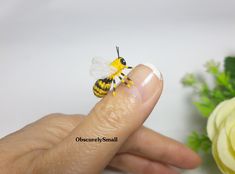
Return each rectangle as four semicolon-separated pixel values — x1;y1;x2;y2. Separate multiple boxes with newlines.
0;64;201;174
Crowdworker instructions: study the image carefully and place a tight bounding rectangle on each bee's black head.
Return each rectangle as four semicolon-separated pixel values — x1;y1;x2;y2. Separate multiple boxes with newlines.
119;57;126;65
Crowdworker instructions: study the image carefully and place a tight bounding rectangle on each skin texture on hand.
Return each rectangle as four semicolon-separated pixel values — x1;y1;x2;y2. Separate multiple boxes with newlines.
0;65;201;174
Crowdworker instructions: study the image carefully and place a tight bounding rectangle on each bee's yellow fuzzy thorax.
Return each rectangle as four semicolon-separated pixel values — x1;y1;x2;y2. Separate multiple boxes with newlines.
110;58;126;71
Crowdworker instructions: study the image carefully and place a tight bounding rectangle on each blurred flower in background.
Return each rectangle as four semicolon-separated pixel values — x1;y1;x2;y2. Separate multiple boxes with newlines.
207;97;235;174
182;57;235;173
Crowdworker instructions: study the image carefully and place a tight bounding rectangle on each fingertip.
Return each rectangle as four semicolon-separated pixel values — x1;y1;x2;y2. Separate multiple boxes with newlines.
179;145;202;169
187;150;202;169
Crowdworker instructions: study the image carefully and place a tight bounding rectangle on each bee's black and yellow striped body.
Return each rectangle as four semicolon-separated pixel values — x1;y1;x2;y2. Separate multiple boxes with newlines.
93;77;113;98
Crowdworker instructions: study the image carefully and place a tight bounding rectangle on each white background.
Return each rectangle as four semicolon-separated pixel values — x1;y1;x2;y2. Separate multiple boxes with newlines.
1;0;235;173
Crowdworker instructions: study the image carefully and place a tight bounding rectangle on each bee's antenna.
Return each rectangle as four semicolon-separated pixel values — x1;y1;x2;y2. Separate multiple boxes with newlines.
116;46;120;57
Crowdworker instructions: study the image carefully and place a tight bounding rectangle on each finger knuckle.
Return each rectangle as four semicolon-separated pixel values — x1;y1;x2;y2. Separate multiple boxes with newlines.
93;95;136;131
93;101;126;131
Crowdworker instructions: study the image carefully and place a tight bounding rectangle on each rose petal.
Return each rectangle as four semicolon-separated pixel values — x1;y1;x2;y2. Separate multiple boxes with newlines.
225;113;235;136
216;98;235;131
217;128;235;172
207;100;228;141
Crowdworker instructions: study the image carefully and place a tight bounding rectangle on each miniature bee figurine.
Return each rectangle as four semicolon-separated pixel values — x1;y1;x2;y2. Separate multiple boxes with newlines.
90;47;134;98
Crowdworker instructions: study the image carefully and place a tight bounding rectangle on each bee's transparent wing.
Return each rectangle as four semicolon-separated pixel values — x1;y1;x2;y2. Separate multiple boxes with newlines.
90;57;117;79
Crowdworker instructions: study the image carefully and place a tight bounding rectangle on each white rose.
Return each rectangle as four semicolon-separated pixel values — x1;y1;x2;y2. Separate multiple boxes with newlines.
207;97;235;174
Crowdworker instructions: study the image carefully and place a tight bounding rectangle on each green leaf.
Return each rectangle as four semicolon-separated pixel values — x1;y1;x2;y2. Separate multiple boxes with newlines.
181;73;197;86
224;56;235;80
187;132;211;153
200;134;212;153
211;89;224;101
193;97;216;118
187;132;201;152
205;60;220;75
194;102;212;117
216;72;230;86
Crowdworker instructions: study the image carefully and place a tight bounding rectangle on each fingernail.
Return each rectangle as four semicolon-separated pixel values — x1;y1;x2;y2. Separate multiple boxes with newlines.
128;63;163;102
